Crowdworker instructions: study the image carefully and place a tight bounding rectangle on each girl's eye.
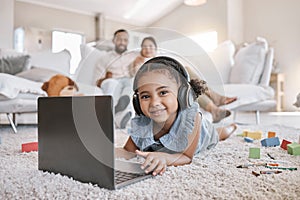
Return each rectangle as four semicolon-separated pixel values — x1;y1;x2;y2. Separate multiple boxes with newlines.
140;94;150;99
160;90;169;96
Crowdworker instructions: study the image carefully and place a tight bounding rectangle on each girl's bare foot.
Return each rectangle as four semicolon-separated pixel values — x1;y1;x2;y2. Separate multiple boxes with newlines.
217;123;237;141
212;108;231;123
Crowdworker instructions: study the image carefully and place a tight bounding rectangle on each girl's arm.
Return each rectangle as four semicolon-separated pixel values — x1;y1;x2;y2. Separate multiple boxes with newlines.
115;137;139;160
136;113;202;175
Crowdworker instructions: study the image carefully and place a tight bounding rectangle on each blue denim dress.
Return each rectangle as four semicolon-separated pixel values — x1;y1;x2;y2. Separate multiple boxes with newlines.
129;102;219;155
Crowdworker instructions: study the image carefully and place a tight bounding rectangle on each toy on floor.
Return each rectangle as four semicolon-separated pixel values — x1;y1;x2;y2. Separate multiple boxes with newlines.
261;137;280;147
21;142;38;152
249;147;260;159
287;143;300;156
243;130;262;139
244;137;254;143
280;139;292;150
267;131;276;138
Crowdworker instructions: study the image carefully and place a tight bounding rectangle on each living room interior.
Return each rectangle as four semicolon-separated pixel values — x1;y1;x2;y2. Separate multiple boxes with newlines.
0;0;300;199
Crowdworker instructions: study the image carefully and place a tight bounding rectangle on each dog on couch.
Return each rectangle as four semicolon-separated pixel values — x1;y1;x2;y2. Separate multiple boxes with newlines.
42;74;82;96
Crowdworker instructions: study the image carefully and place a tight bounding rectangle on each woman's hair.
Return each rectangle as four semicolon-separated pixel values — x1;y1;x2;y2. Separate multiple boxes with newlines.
141;36;157;49
133;56;207;98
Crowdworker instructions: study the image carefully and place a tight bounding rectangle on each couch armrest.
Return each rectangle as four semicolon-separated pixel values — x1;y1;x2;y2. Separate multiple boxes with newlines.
259;48;274;86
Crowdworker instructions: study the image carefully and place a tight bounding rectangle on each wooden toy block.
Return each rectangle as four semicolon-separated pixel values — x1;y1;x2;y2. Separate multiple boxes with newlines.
243;130;262;139
244;137;254;143
287;143;300;156
261;137;280;147
268;131;276;138
21;142;38;153
281;139;292;150
249;147;260;159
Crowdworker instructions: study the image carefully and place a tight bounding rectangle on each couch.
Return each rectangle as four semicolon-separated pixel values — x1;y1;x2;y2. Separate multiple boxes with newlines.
206;37;276;123
75;36;276;124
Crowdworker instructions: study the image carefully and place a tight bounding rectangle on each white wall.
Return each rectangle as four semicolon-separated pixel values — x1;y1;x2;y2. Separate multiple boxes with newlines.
244;0;300;111
14;1;96;42
0;0;14;48
227;0;244;44
151;0;228;43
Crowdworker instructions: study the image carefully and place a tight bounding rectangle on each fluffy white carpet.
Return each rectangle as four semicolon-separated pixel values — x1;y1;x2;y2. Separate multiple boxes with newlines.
0;124;300;199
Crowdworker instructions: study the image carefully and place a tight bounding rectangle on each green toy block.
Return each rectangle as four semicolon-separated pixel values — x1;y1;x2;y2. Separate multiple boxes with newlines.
249;147;260;159
287;143;300;156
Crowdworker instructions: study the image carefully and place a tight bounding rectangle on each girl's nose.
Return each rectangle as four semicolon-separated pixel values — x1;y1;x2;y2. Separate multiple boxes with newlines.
150;95;161;106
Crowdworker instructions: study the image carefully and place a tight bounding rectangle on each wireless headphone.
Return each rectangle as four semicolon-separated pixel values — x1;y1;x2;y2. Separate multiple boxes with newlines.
132;56;196;116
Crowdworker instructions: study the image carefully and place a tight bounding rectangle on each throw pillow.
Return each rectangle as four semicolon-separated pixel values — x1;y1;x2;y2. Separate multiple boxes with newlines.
229;39;268;84
15;67;60;83
0;55;31;75
208;40;235;84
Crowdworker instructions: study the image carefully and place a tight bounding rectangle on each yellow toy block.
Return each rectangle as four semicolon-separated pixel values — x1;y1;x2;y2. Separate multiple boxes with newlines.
242;130;263;139
268;131;276;138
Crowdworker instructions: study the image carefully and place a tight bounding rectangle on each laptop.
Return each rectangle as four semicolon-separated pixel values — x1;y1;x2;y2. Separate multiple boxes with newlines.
38;96;151;190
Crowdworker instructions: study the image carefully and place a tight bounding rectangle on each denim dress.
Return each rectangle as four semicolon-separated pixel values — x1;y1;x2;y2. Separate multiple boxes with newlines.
129;102;219;155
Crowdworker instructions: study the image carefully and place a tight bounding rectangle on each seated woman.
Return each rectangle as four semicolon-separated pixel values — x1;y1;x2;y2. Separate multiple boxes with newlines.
131;36;237;123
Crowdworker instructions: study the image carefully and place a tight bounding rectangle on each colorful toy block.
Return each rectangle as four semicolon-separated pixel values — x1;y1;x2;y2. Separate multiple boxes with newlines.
267;131;276;138
249;147;260;159
261;137;280;147
244;137;254;143
287;143;300;156
243;130;262;139
21;142;38;153
281;139;292;150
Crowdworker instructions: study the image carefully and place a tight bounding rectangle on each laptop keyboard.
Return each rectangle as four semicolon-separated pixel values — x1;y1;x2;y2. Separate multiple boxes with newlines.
115;170;146;184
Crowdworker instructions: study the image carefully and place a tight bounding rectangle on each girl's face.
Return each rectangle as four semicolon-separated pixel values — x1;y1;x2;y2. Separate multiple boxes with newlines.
141;39;157;58
137;70;179;125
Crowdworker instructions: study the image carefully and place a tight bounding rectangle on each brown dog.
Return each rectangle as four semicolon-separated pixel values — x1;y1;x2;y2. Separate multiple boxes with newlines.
41;74;79;96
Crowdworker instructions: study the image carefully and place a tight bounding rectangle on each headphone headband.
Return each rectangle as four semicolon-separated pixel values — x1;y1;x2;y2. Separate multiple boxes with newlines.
133;56;190;92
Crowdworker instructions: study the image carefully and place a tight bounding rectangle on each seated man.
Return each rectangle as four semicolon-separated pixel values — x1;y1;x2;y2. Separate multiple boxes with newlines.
94;29;138;129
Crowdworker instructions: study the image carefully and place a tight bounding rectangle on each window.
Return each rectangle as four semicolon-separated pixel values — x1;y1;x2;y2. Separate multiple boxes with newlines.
188;31;218;52
52;31;84;74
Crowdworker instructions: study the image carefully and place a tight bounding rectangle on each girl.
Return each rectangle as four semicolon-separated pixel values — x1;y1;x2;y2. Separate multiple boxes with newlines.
119;56;237;176
130;36;237;123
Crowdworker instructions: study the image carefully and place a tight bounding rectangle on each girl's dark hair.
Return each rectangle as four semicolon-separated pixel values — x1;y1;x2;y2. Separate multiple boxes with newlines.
141;36;157;49
133;56;207;98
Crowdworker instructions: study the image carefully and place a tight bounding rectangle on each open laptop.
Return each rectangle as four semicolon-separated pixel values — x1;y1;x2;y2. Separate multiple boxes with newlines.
38;96;151;190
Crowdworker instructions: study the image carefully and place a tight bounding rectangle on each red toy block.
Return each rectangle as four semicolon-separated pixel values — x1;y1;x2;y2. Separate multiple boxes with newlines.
280;139;292;150
268;131;276;138
22;142;38;152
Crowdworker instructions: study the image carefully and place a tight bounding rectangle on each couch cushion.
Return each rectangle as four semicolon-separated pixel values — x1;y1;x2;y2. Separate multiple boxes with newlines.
208;40;235;84
16;67;61;83
229;38;268;84
74;44;107;85
0;55;31;75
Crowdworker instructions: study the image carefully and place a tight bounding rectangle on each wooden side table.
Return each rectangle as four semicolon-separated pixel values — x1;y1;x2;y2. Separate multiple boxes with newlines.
270;73;285;111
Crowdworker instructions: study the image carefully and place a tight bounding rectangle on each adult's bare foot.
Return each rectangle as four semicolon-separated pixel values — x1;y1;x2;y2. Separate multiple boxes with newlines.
217;123;237;141
222;96;238;106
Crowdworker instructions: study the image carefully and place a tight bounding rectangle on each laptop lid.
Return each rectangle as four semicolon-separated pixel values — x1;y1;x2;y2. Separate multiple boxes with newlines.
38;96;116;189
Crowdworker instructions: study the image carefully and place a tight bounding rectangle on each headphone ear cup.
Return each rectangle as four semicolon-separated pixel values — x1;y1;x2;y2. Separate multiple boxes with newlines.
132;93;144;116
177;84;196;110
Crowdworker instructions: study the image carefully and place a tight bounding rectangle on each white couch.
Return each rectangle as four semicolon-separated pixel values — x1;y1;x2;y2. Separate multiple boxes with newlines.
75;37;276;125
0;49;72;132
207;38;276;123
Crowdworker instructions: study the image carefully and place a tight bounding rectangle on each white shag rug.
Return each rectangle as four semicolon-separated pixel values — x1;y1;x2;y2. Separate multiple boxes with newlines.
0;124;300;199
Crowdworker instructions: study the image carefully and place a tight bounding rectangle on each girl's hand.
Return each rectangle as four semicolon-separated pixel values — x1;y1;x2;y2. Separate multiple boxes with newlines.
135;150;167;176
